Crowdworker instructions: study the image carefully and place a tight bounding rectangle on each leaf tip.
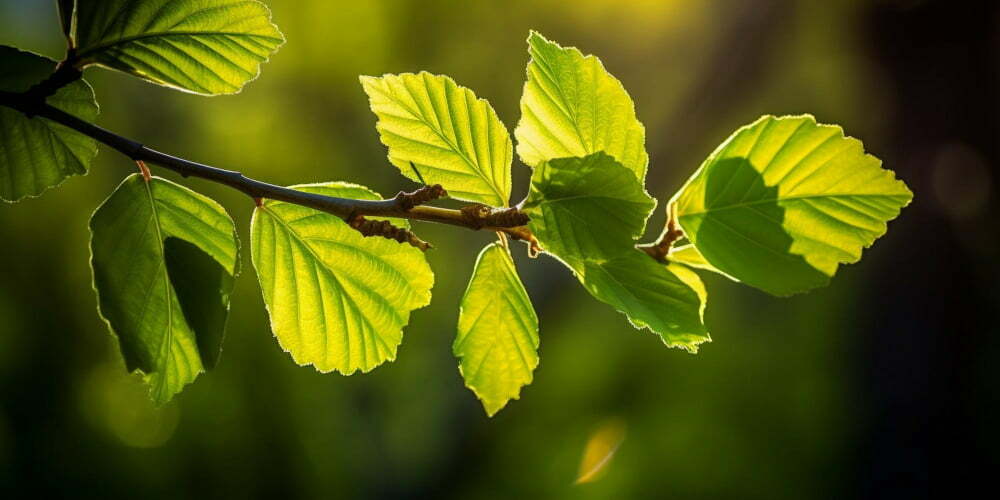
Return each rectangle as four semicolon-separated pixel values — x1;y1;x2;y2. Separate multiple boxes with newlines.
483;400;506;418
527;29;548;44
664;332;712;354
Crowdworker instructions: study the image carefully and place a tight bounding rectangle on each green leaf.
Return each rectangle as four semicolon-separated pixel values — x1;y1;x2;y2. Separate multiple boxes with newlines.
360;72;512;207
580;251;709;352
667;244;727;276
522;152;655;269
515;31;648;180
251;182;434;374
0;46;98;202
90;174;240;404
523;153;708;350
58;0;75;45
73;0;284;95
673;115;913;296
455;243;539;416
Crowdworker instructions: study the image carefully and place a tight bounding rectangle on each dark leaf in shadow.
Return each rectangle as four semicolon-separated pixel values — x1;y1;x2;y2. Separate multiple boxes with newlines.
164;237;232;370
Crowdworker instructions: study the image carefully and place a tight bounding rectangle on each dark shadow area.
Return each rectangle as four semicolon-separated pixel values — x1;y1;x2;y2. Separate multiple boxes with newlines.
163;236;232;370
692;156;828;296
852;2;1000;498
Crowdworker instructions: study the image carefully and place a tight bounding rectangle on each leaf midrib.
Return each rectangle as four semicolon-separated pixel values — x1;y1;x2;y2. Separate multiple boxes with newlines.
380;80;508;206
461;264;535;378
532;192;648;205
679;192;909;218
76;30;282;60
143;178;177;401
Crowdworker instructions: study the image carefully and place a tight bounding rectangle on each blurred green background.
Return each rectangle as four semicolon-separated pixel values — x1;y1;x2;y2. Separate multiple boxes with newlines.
1;0;996;498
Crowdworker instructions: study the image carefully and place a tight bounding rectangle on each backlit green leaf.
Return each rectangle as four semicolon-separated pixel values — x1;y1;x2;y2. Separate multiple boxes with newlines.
0;46;98;202
523;153;708;350
90;174;239;404
73;0;284;95
251;182;434;374
666;244;727;277
455;243;539;416
515;31;647;180
522;152;655;269
580;251;709;352
361;72;512;207
673;115;913;296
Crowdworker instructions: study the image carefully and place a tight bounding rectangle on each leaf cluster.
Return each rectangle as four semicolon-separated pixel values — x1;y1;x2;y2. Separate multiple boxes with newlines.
0;2;911;415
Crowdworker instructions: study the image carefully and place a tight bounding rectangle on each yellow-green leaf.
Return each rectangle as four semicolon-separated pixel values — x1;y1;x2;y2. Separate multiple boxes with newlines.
361;72;512;206
673;115;913;296
250;182;434;374
515;31;647;180
667;244;727;277
455;243;539;416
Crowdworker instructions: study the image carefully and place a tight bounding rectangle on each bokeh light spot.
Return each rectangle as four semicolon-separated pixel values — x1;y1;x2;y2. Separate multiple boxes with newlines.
79;363;180;449
575;418;627;485
931;142;992;219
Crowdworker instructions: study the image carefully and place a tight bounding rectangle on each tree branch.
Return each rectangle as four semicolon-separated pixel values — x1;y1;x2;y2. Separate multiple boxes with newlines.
0;91;533;250
21;56;82;114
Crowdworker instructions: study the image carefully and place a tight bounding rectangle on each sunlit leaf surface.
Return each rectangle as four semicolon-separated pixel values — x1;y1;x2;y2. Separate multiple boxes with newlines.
361;72;512;206
251;182;434;374
516;31;647;180
666;244;727;276
455;243;539;416
673;115;913;296
73;0;284;95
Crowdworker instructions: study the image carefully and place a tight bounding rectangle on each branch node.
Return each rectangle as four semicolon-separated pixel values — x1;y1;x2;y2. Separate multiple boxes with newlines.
642;202;684;262
21;61;82;116
484;207;530;227
460;204;491;229
394;184;447;210
460;204;529;229
347;214;432;252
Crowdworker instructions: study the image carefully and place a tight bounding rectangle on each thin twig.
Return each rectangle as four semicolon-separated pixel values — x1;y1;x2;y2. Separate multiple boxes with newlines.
20;58;82;115
0;91;533;251
638;202;684;262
